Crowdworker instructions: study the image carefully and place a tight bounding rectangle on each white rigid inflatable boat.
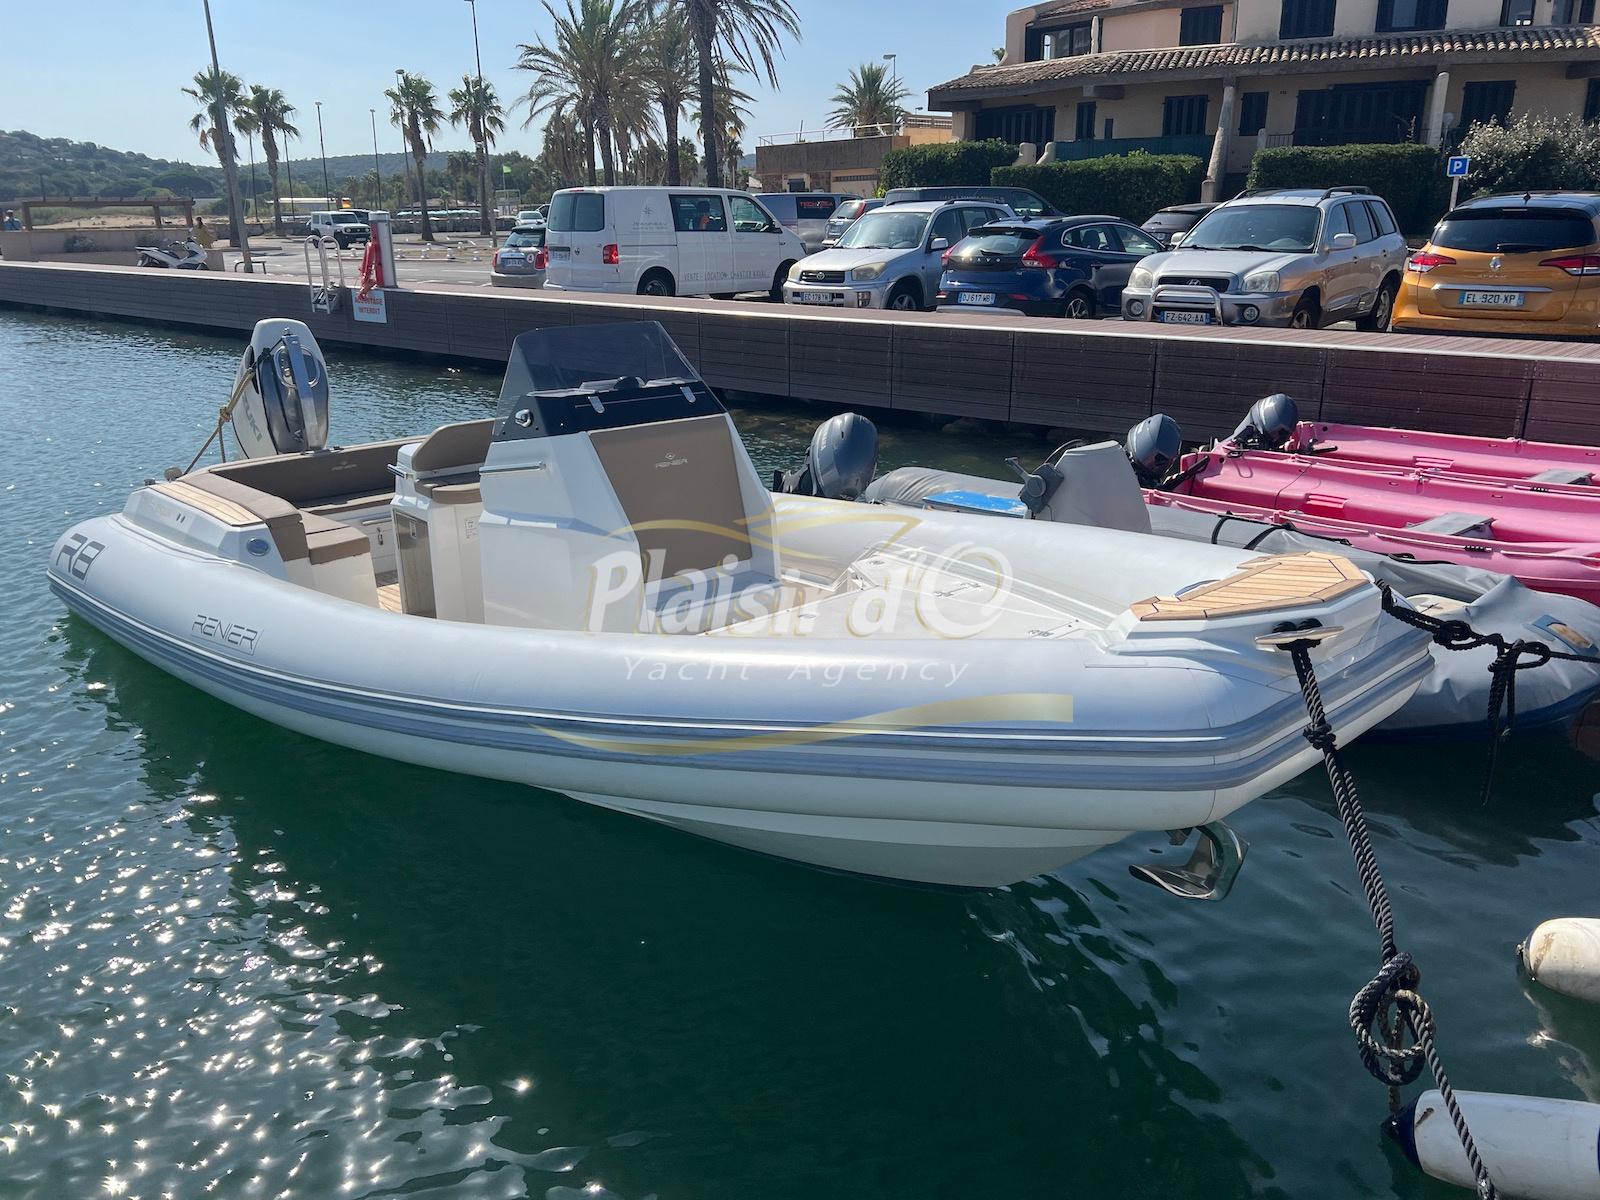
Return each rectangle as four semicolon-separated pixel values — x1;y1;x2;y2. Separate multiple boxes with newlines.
48;321;1431;888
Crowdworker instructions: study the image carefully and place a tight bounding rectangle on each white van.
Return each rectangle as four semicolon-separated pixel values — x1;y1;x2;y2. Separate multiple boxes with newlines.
542;187;806;299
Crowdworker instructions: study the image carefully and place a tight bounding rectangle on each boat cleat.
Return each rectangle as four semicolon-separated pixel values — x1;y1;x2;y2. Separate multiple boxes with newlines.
1129;820;1248;901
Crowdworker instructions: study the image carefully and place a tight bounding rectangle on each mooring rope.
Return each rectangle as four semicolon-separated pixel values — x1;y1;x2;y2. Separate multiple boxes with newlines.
1376;584;1600;803
1280;634;1499;1200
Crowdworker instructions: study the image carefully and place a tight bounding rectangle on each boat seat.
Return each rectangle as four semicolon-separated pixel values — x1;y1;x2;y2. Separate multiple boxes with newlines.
305;491;399;519
300;511;372;565
180;471;309;562
1407;512;1494;538
1530;468;1592;486
202;438;409;506
410;418;494;476
416;478;481;505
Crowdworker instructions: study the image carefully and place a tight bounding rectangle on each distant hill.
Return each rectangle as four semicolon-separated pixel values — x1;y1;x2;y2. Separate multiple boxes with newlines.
0;129;223;201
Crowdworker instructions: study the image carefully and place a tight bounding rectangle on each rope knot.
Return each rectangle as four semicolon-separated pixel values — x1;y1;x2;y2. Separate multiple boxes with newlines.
1349;952;1427;1088
1301;718;1337;752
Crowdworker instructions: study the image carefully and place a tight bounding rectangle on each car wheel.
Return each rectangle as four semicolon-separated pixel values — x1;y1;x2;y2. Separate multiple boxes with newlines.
886;283;922;311
770;261;796;302
637;270;674;297
1289;295;1321;330
1356;278;1398;332
1062;289;1095;320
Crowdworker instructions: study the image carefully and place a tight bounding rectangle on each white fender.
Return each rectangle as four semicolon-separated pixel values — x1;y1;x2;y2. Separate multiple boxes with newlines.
1393;1090;1600;1200
1521;918;1600;1005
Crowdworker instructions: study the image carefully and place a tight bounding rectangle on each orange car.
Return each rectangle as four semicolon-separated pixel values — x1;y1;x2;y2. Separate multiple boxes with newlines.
1392;191;1600;337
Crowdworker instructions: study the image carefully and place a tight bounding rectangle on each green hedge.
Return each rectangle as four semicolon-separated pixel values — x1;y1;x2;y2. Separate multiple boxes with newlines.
880;139;1018;190
991;153;1204;223
1456;114;1600;199
1245;143;1448;235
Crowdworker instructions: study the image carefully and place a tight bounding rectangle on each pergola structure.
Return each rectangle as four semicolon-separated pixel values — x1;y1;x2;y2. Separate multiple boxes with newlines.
7;196;197;231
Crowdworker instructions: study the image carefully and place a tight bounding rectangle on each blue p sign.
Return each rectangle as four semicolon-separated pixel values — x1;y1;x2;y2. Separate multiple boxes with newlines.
1446;155;1470;178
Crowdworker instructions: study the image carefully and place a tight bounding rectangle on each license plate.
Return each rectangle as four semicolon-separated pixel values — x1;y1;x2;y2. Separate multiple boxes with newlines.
499;254;525;264
958;292;996;305
548;247;570;260
1160;310;1212;325
797;291;836;303
1460;290;1524;307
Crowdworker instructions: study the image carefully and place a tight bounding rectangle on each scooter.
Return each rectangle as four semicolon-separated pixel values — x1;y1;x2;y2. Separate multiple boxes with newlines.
135;236;209;269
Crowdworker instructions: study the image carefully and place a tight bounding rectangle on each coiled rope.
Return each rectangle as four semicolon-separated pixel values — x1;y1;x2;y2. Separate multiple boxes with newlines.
1376;583;1600;803
1281;634;1498;1200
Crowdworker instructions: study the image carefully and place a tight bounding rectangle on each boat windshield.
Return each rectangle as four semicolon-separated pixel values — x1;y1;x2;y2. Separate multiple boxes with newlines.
498;321;702;405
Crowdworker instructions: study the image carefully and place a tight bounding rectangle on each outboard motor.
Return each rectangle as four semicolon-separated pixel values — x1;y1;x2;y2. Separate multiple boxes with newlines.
230;319;331;458
1125;413;1184;487
1228;392;1299;451
774;412;879;500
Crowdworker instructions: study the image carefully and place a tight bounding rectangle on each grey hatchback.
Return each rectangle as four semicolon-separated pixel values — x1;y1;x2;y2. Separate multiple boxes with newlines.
491;225;546;289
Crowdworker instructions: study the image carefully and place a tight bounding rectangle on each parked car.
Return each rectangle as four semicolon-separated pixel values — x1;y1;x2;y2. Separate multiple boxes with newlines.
881;186;1058;219
491;224;547;289
1392;191;1600;337
516;208;546;228
754;192;852;254
782;200;1014;311
1119;187;1406;329
822;197;884;248
937;216;1165;318
542;186;804;298
307;210;370;248
1142;202;1217;248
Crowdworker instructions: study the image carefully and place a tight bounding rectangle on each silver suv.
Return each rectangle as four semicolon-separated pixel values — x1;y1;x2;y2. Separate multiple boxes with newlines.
1119;187;1407;330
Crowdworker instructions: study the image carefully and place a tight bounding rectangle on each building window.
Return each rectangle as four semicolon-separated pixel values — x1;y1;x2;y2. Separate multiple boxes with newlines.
1104;117;1116;138
1075;101;1098;141
974;105;1057;146
1238;91;1269;135
1179;5;1224;44
1294;81;1428;144
1556;0;1595;20
1587;79;1600;121
1281;0;1337;38
1376;0;1447;32
1460;80;1516;129
1026;21;1093;59
1163;95;1210;137
1500;0;1535;23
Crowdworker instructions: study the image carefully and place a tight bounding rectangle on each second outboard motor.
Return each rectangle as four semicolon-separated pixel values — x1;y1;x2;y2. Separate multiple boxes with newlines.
775;412;879;500
1229;392;1299;451
1125;413;1183;487
230;319;331;458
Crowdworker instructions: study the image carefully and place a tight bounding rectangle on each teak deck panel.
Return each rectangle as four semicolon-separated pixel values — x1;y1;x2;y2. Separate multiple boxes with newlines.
2;260;1598;444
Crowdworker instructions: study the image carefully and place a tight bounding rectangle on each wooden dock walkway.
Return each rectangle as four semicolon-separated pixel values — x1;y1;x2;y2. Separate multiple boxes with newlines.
2;260;1596;444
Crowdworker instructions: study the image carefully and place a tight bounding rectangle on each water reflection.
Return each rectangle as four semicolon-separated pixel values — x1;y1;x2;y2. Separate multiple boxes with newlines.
42;621;1283;1199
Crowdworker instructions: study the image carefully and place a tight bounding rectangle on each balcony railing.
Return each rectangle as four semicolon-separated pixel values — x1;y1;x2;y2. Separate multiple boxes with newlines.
1049;135;1215;161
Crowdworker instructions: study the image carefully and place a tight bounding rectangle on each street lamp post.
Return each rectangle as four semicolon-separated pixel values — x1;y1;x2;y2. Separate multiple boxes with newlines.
202;0;251;269
246;128;257;221
315;100;332;205
463;0;496;245
882;52;899;135
369;108;383;209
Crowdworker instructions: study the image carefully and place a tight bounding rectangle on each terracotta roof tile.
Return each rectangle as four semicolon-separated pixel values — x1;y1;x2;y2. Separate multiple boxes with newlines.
933;25;1600;99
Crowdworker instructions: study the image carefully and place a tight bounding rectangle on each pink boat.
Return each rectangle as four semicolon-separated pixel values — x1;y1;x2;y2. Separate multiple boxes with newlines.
1282;421;1600;489
1163;448;1600;604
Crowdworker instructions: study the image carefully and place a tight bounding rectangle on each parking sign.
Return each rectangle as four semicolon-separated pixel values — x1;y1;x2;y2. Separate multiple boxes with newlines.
1446;155;1470;178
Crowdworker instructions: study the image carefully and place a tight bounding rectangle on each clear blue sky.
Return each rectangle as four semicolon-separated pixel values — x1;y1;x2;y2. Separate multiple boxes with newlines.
1;0;1014;166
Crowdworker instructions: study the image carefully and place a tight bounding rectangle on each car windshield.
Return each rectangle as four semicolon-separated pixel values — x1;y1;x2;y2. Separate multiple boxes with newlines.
838;210;928;250
1432;207;1596;253
833;200;864;221
331;213;361;224
1183;203;1320;252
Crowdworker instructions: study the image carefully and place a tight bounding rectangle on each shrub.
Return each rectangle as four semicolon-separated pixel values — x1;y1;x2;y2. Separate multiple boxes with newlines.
992;153;1204;223
1456;114;1600;200
881;139;1018;189
1246;143;1446;234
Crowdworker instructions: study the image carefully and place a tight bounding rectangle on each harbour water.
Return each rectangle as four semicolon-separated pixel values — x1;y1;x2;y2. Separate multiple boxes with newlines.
1;308;1596;1200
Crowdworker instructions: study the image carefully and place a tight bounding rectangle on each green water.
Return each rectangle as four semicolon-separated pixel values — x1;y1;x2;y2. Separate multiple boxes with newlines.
1;309;1596;1200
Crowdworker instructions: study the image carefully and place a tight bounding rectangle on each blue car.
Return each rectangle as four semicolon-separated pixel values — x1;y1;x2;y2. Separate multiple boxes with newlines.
936;216;1166;319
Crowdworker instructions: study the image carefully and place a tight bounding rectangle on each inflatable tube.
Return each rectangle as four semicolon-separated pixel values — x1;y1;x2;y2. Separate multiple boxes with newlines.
1391;1090;1600;1200
1521;918;1600;1005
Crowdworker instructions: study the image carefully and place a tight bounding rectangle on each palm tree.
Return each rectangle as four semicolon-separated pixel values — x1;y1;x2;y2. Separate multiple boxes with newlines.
540;111;588;187
828;62;910;136
387;70;444;242
182;67;247;242
516;0;648;187
449;74;506;236
675;0;799;187
236;87;298;235
639;6;696;185
446;148;474;203
690;61;752;184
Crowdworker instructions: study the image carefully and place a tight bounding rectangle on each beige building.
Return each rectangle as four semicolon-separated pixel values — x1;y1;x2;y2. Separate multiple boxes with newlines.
929;0;1600;197
753;116;953;195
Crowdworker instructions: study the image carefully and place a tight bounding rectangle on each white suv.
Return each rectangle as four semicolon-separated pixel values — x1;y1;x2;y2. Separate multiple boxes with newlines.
307;211;370;249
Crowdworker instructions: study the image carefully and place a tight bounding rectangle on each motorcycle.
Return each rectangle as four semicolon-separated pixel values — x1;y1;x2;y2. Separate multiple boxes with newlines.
135;236;209;269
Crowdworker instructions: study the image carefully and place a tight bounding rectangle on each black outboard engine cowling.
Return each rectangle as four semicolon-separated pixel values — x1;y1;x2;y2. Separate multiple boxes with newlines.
1229;392;1298;451
1125;413;1183;487
774;412;879;500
